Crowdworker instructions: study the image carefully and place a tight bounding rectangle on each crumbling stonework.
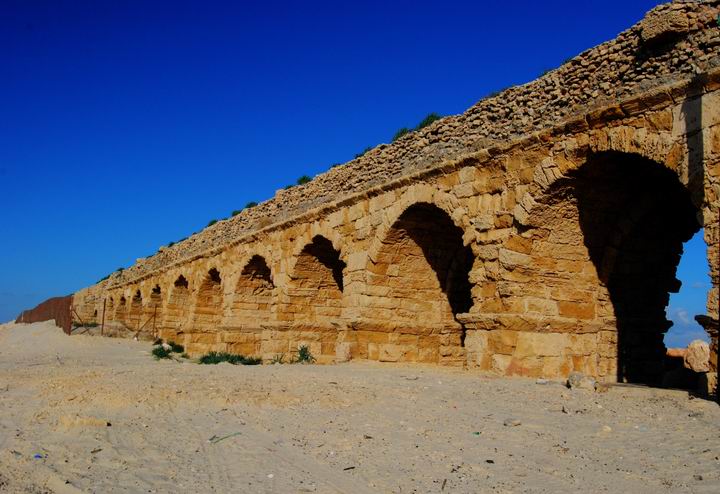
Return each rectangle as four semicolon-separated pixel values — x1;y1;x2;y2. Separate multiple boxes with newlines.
71;1;720;384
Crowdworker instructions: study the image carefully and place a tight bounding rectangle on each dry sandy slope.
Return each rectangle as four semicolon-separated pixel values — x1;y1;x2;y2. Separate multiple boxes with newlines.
0;321;718;493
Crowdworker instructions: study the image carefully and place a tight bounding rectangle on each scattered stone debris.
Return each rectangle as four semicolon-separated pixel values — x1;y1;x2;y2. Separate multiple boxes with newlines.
566;372;596;391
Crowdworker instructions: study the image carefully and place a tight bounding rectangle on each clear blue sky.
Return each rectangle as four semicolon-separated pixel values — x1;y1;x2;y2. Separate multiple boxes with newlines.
1;0;710;345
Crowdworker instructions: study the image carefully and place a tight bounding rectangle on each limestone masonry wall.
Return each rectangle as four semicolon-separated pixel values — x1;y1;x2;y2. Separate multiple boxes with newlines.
72;1;720;386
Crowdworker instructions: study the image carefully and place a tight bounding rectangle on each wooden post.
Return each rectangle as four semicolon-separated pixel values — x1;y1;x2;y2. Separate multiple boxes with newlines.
101;298;106;337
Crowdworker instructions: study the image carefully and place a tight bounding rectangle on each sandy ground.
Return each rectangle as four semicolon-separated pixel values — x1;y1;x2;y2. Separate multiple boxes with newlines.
0;321;719;493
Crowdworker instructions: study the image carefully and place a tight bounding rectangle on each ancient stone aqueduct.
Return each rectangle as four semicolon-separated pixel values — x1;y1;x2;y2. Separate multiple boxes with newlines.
71;2;720;385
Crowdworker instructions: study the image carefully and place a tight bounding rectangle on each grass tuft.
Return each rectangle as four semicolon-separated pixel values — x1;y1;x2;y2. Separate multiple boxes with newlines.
152;346;172;360
295;345;315;364
198;351;261;365
167;341;184;353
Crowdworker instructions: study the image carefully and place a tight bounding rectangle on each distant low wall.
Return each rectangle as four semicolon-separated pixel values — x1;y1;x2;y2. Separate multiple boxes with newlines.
16;296;73;335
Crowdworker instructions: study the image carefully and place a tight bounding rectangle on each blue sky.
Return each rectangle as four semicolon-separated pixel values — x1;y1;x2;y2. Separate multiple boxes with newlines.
0;0;710;346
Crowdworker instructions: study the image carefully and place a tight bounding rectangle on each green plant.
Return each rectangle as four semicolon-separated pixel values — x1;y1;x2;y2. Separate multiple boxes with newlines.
392;127;411;142
295;345;315;364
415;113;442;130
355;146;372;159
245;201;258;208
167;241;175;247
331;162;342;168
152;346;172;360
284;184;295;190
207;219;218;227
72;321;99;328
231;210;243;217
181;353;190;359
296;175;311;185
167;341;184;353
271;353;285;364
198;351;261;365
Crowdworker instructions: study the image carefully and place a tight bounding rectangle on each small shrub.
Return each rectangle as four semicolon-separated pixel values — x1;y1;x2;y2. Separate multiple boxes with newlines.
167;341;184;353
152;346;172;360
207;219;218;227
72;321;99;329
284;184;295;190
392;127;411;142
245;201;258;208
271;353;285;364
231;210;243;217
355;146;372;159
198;351;261;365
330;162;342;168
415;113;442;130
295;345;315;364
167;241;175;247
296;175;311;185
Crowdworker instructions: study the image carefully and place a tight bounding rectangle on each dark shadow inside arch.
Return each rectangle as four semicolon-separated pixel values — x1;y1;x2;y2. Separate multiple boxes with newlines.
299;236;346;292
241;255;274;288
174;275;189;289
392;203;474;318
571;151;700;385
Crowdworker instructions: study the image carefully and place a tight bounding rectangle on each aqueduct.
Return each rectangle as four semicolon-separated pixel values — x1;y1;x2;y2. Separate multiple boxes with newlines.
72;2;720;385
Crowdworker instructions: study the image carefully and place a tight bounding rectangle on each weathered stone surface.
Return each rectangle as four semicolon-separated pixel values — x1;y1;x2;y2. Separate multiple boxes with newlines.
684;339;711;373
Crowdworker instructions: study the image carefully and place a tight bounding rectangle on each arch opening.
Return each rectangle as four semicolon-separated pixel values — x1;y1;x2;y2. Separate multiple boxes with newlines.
362;202;474;363
128;290;143;331
229;255;275;327
192;268;224;333
521;151;700;384
160;275;191;341
282;235;345;323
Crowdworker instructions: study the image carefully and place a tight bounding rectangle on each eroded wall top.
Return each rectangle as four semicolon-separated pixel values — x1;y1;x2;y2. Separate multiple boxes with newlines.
106;0;720;289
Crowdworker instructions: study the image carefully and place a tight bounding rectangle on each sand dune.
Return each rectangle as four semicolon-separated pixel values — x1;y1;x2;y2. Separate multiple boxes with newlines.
0;321;718;493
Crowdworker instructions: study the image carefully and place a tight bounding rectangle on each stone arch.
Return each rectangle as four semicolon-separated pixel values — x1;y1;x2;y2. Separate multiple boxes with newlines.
127;290;143;331
117;295;128;325
106;297;115;321
368;186;473;265
501;150;700;384
190;268;224;333
358;202;474;364
228;255;275;327
141;284;163;337
159;274;191;342
280;235;346;324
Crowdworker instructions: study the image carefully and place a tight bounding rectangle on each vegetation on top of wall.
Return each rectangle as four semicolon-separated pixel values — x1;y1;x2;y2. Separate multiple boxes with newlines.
245;201;258;208
392;127;411;142
355;146;373;159
415;112;442;130
296;175;311;185
207;219;218;227
390;113;443;143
